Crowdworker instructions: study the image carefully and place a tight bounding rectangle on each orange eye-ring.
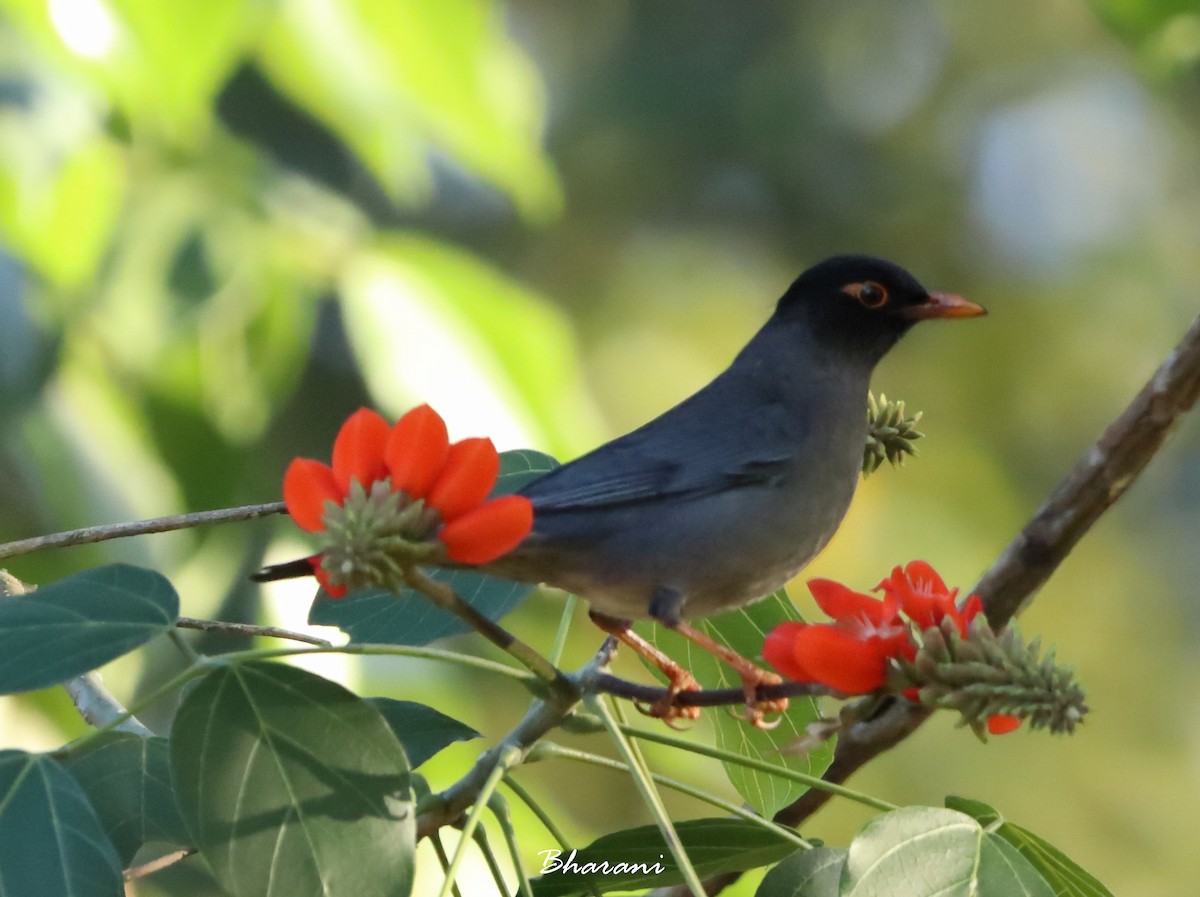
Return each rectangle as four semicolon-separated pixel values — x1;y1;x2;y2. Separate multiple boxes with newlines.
855;281;888;309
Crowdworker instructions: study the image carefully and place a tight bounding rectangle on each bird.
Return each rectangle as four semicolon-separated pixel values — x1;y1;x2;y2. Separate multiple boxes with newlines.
258;255;985;724
485;255;984;722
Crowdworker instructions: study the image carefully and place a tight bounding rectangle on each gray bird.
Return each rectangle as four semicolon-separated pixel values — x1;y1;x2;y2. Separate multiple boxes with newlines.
485;255;984;720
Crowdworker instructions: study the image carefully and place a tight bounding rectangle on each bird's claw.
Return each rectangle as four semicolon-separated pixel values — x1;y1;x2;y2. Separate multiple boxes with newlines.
731;670;788;730
635;669;703;728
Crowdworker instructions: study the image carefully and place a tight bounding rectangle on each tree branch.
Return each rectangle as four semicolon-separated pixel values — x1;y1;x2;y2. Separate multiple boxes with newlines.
63;672;155;737
591;672;828;707
124;849;197;881
415;640;613;838
0;502;286;560
175;616;332;647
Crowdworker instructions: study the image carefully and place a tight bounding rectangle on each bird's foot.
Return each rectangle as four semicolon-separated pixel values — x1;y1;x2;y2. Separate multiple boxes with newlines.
667;621;789;729
588;610;703;727
732;668;788;730
636;668;703;728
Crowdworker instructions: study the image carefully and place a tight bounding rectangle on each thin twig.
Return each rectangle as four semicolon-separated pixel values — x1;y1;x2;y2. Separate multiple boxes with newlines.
415;641;615;839
404;566;574;698
0;502;286;560
63;672;155;737
175;616;332;647
591;672;827;707
123;849;197;881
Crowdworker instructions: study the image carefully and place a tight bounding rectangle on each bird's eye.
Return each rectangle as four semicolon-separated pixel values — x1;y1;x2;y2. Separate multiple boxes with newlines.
856;281;888;309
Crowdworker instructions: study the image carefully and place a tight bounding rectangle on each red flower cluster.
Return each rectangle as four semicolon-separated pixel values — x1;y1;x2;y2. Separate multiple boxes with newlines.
283;406;533;597
874;561;982;637
763;580;912;695
763;561;1019;734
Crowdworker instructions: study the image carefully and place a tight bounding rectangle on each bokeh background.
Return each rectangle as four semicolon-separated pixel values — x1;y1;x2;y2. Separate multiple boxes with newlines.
1;0;1199;894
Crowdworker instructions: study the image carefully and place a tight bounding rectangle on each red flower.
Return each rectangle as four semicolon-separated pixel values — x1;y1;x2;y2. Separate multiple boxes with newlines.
426;437;502;522
387;404;449;499
306;555;348;600
987;714;1021;735
763;579;912;694
875;560;983;637
439;496;534;565
766;561;1030;736
281;405;535;596
330;407;390;493
282;459;342;533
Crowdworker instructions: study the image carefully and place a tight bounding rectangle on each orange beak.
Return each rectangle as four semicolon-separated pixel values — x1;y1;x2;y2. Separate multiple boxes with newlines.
903;291;987;320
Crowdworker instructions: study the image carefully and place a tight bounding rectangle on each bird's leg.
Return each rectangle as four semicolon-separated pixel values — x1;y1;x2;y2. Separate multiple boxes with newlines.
670;621;789;728
587;610;701;725
650;588;788;730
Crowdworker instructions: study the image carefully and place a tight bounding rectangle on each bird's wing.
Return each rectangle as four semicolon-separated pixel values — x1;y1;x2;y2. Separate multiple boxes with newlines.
522;443;792;511
522;392;801;512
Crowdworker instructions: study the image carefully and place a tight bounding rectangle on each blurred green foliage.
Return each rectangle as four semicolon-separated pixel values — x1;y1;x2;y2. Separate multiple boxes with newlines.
1;1;1199;895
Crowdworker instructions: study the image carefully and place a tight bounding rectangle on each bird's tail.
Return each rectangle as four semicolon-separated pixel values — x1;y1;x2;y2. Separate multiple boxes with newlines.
250;556;319;583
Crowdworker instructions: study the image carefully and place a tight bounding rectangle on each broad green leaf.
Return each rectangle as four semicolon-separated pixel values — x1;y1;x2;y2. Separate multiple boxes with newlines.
947;796;1114;897
756;847;846;897
62;732;190;865
0;0;249;141
977;834;1060;897
308;569;533;646
106;0;251;140
841;806;1053;897
257;0;558;214
1088;0;1199;44
348;0;560;216
309;449;557;645
365;698;480;768
530;818;798;897
0;750;123;896
0;133;125;290
843;807;979;895
638;589;832;816
339;238;602;459
944;795;1002;826
170;661;414;897
0;564;179;694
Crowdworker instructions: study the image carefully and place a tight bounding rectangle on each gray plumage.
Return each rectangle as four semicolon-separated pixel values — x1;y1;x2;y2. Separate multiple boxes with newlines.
487;255;984;623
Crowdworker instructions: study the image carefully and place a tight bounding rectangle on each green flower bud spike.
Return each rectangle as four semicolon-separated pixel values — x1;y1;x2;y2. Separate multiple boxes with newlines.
316;480;443;594
864;391;924;476
889;617;1089;739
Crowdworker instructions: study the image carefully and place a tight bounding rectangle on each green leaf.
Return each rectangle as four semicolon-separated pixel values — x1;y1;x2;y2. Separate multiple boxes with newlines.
0;750;123;896
530;818;798;897
637;590;832;816
947;796;1115;897
308;569;532;645
756;847;846;897
977;834;1060;897
840;806;1054;897
107;0;252;140
0;564;179;694
309;449;557;645
62;732;190;865
339;238;601;459
170;661;414;897
365;698;480;768
257;0;559;214
0;134;125;290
